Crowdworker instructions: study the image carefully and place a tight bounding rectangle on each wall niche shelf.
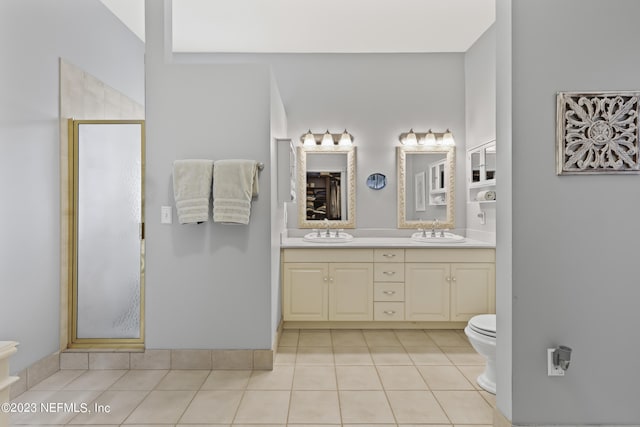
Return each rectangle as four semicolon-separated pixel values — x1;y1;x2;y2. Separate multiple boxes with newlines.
467;140;496;203
428;159;448;206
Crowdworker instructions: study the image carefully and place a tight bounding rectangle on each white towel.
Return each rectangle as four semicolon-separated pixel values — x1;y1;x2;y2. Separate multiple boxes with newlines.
213;159;259;224
476;190;496;201
172;159;213;224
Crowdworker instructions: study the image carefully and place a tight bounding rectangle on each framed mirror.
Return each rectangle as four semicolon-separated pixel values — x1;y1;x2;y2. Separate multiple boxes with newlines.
397;145;455;229
297;145;356;228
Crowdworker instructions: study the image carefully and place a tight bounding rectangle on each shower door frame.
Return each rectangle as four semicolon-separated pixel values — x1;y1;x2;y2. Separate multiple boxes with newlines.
67;119;145;349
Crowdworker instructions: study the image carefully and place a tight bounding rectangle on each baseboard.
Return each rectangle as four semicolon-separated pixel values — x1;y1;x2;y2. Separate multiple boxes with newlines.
12;345;274;399
8;350;59;400
60;348;274;371
493;408;640;427
283;320;468;329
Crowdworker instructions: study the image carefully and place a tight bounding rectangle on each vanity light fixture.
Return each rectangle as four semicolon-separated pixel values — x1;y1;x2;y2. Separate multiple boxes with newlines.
338;129;353;146
302;129;316;146
399;128;456;147
321;130;334;146
299;129;355;146
442;129;455;146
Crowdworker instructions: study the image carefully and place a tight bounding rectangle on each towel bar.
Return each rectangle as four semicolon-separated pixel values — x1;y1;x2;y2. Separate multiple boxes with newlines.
257;162;264;171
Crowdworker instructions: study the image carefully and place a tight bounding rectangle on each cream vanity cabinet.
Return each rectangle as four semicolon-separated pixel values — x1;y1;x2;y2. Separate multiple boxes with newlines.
283;249;374;321
282;247;495;325
405;249;495;321
405;263;451;321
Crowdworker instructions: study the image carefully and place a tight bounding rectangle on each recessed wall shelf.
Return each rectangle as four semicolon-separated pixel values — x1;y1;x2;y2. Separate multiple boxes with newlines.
467;140;496;203
429;159;448;206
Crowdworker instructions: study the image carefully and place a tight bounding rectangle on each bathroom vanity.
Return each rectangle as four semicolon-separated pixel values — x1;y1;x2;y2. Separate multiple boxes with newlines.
281;239;495;329
281;136;495;329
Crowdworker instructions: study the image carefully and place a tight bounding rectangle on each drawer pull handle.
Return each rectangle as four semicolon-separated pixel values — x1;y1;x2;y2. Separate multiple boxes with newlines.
383;271;396;275
446;276;451;282
452;277;456;282
383;290;396;295
323;277;328;282
383;253;396;258
383;310;396;315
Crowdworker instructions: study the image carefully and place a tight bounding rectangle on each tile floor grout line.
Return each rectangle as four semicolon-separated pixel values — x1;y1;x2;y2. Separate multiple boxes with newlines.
61;369;128;426
184;371;212;425
329;337;343;426
372;346;400;425
229;386;248;425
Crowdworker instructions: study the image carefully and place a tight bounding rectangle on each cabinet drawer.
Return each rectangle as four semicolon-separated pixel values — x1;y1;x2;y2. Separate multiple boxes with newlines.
374;302;405;321
283;248;373;263
374;282;405;302
374;263;405;282
405;248;495;263
374;249;404;263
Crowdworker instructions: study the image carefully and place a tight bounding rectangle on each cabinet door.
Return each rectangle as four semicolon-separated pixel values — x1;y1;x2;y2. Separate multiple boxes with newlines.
450;263;496;321
405;263;450;321
329;263;373;321
283;263;329;321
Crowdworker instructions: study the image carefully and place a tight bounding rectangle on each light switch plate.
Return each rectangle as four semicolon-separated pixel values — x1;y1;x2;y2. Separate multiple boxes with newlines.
161;206;172;224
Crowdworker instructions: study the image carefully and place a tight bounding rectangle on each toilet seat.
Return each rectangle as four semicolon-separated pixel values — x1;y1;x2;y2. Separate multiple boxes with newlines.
468;314;496;338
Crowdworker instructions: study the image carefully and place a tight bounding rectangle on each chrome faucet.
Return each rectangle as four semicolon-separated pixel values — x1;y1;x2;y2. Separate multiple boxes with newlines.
324;218;331;237
431;219;439;238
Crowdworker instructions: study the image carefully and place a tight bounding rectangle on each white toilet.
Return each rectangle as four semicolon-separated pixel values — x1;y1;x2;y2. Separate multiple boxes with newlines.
464;314;496;394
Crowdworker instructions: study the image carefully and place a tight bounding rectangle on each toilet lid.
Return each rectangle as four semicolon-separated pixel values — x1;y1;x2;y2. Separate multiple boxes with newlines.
469;314;496;337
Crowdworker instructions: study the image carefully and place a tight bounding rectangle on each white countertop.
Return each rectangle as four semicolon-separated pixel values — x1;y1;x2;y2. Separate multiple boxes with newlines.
281;236;495;249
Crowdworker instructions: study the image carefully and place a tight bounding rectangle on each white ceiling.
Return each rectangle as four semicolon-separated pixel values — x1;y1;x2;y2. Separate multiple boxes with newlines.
101;0;495;53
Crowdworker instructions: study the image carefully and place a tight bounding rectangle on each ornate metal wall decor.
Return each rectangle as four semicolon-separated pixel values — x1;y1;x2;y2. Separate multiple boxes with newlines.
556;91;640;174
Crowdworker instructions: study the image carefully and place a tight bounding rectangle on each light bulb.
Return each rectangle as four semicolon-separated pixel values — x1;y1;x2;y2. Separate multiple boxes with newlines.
424;129;436;146
403;129;417;146
338;129;352;146
302;130;316;146
442;129;455;146
321;130;334;146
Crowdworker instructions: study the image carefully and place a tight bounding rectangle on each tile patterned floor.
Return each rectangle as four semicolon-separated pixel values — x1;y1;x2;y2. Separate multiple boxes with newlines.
10;329;495;426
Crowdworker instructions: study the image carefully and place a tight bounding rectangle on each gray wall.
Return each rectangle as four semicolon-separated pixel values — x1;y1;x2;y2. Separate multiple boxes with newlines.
495;0;513;419
507;0;640;423
0;0;144;374
177;53;467;231
465;25;496;236
465;25;496;151
144;1;274;350
275;54;467;231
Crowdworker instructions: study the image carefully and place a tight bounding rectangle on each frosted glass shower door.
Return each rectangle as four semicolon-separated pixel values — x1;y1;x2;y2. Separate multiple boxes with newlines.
72;120;144;344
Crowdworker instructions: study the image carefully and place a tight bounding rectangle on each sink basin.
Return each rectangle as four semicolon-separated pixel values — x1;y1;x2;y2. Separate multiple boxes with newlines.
303;232;354;243
411;232;466;243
